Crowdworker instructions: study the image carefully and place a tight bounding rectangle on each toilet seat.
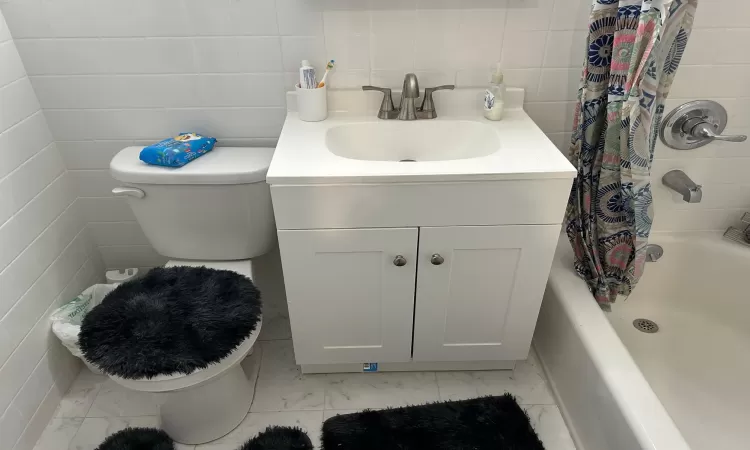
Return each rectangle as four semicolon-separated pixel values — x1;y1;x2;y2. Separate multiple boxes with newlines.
111;321;261;393
109;259;258;393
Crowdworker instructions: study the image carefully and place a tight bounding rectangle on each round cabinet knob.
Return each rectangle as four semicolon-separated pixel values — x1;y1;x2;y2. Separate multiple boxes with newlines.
430;254;445;265
393;255;407;267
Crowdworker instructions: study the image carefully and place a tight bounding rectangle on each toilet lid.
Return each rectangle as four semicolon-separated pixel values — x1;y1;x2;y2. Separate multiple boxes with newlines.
79;266;262;379
110;146;275;185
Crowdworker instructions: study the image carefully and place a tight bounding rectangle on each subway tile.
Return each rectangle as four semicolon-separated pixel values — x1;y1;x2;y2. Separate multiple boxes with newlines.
185;0;279;36
45;109;169;141
16;38;197;75
0;15;10;44
0;111;53;179
651;208;740;232
56;141;131;170
324;33;370;71
0;241;89;417
0;205;80;324
13;354;57;423
197;74;286;107
193;37;283;73
276;0;324;36
506;0;555;31
0;174;75;272
549;0;591;31
536;68;580;102
0;78;41;133
30;75;199;110
524;101;576;133
0;230;88;368
370;34;416;71
456;68;542;102
679;28;724;66
500;30;547;69
545;132;572;154
692;0;749;29
315;70;369;89
0;0;49;39
16;380;74;450
280;36;327;72
164;108;286;139
70;170;119;198
0;42;26;88
323;10;370;36
543;30;586;68
91;0;190;37
14;39;103;76
414;12;461;71
0;144;65;226
670;65;750;98
716;29;750;65
0;405;24;450
370;9;417;36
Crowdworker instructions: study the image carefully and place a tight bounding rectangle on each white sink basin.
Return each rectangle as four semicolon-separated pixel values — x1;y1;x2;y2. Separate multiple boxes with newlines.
325;120;500;162
267;87;577;184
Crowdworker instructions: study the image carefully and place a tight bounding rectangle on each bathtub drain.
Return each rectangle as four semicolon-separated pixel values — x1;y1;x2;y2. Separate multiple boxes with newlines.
633;318;659;333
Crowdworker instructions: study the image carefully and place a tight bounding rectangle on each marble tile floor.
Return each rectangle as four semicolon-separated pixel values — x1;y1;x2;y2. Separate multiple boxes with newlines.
33;335;576;450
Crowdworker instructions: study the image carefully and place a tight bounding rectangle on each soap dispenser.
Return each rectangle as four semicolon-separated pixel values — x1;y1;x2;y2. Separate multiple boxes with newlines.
484;63;506;121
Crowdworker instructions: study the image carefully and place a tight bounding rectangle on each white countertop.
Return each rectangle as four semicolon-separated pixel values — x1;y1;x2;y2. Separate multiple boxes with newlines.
267;88;576;185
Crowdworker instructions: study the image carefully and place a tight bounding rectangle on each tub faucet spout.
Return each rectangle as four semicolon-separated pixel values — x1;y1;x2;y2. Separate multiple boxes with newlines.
662;170;702;203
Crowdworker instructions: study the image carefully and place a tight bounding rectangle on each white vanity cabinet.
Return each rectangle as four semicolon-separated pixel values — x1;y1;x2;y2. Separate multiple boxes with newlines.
277;228;418;365
266;88;577;372
412;225;559;362
277;223;560;368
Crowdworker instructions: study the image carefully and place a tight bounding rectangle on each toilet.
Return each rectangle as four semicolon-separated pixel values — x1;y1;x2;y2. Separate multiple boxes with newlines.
107;146;276;444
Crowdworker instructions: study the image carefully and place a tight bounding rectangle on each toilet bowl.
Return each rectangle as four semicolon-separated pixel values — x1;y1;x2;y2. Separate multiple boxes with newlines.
107;146;276;444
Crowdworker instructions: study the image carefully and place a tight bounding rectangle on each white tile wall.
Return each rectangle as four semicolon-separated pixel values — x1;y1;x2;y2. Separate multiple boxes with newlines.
0;0;748;265
0;10;103;450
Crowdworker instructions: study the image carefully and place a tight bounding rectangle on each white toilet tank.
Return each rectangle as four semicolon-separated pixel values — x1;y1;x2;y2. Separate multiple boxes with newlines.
110;146;276;261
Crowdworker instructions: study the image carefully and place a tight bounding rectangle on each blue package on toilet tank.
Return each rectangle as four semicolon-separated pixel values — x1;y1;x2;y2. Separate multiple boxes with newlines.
139;132;218;167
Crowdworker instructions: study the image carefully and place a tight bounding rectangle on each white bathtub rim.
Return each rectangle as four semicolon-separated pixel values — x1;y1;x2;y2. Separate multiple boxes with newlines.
546;238;690;450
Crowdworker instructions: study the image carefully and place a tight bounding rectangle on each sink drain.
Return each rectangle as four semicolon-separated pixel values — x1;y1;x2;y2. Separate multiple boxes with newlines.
399;159;417;162
633;318;659;333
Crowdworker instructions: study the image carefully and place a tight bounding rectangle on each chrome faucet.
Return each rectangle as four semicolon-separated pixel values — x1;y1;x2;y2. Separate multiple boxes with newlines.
398;73;420;120
662;170;702;203
362;73;454;120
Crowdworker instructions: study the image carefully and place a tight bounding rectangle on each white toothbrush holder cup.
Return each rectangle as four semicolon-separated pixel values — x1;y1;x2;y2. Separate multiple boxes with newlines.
296;85;328;122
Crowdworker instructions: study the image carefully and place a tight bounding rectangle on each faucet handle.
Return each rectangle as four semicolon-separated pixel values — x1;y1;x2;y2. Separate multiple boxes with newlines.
362;85;396;120
419;85;455;119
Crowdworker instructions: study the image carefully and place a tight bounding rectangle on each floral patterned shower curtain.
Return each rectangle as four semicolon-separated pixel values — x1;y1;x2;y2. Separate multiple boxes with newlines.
565;0;698;308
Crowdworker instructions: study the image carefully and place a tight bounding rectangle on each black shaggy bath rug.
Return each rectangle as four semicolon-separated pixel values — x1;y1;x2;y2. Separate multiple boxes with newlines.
239;426;314;450
321;394;544;450
79;266;262;379
95;428;173;450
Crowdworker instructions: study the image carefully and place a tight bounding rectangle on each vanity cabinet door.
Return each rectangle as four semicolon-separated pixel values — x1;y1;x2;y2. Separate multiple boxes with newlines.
412;225;559;362
278;228;418;365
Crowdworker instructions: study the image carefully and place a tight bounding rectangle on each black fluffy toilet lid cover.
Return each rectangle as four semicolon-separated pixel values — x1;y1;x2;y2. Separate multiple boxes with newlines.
79;266;262;379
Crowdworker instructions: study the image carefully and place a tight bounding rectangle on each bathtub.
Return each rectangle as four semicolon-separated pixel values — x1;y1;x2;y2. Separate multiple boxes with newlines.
534;232;750;450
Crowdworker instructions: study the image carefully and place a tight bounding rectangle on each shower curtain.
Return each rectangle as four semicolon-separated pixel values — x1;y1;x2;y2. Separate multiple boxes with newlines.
565;0;698;308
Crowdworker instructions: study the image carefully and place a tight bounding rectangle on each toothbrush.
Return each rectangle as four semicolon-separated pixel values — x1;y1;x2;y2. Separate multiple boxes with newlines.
317;60;335;88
